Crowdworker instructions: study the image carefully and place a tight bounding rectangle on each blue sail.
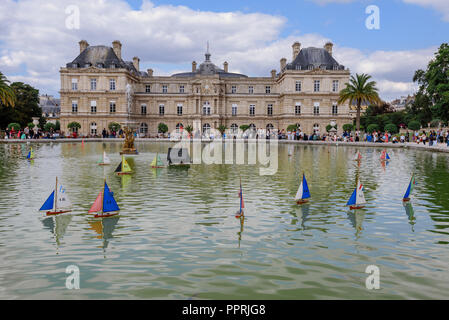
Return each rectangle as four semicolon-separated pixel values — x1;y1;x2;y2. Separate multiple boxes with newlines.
40;191;55;211
386;153;391;160
403;182;412;199
26;151;31;159
346;188;357;206
302;174;311;199
103;182;120;213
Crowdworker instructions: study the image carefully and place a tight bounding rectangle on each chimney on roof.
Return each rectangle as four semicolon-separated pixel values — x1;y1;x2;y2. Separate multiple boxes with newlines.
147;69;153;77
79;40;89;54
292;42;301;61
112;40;122;59
280;58;287;72
271;69;277;79
324;42;333;56
223;61;228;73
133;56;140;71
192;61;197;72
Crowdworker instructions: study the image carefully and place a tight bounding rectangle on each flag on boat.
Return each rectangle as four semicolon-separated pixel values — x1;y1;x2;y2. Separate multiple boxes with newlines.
295;174;311;201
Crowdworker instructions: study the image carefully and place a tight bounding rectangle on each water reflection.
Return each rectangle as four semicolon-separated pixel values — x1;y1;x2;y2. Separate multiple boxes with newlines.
295;204;310;230
41;214;72;253
237;216;245;248
88;216;120;253
347;210;366;239
404;202;416;232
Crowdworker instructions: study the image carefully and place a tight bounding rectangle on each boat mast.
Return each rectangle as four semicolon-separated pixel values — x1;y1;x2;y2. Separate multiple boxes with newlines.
54;176;58;212
101;179;106;215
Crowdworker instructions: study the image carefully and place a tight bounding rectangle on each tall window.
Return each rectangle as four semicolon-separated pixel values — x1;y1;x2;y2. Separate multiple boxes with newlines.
203;123;211;134
332;103;338;115
314;80;320;92
332;80;339;92
110;101;116;113
232;104;238;116
265;86;271;94
72;101;78;113
203;102;211;115
231;85;236;94
145;85;151;93
295;81;301;92
249;104;255;116
162;85;168;93
314;102;320;115
90;100;97;113
90;78;97;91
295;103;301;115
109;79;116;91
267;104;273;116
71;79;78;91
140;123;148;135
159;104;165;115
179;85;185;93
177;104;183;115
248;86;254;94
141;104;147;115
90;122;97;135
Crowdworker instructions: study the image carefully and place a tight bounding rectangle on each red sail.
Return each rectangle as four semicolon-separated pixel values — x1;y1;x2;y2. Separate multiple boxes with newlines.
88;192;103;213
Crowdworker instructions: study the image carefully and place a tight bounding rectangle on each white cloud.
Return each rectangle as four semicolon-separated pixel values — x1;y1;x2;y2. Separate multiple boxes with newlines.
0;0;435;101
403;0;449;21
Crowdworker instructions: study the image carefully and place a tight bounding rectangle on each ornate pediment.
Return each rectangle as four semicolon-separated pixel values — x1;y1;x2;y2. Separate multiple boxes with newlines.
303;68;331;75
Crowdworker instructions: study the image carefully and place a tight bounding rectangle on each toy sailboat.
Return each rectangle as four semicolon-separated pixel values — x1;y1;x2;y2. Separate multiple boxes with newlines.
380;149;390;161
115;155;132;175
235;179;245;218
39;177;72;216
151;153;164;168
295;173;311;204
403;173;417;202
353;151;362;161
26;147;34;160
347;180;366;210
98;151;111;166
88;180;120;218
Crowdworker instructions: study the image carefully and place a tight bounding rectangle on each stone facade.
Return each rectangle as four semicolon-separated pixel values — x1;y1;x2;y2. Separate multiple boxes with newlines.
60;40;352;136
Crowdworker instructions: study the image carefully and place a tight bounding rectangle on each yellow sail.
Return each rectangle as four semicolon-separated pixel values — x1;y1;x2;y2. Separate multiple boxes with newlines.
122;155;132;173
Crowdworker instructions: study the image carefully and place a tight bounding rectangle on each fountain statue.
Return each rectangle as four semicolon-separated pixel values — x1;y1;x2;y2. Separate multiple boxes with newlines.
120;84;139;155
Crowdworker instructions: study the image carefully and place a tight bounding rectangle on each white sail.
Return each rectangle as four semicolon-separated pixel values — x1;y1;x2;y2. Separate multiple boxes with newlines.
103;151;111;164
295;182;303;201
355;181;366;205
56;185;72;209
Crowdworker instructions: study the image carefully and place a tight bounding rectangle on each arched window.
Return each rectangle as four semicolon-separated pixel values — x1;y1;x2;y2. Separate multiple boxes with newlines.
176;123;183;133
249;123;256;130
90;122;97;135
203;123;211;133
140;123;148;135
230;123;238;133
313;123;320;132
296;123;301;129
266;123;274;130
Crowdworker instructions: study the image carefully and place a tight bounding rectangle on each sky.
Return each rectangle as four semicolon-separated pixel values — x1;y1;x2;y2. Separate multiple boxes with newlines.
0;0;448;101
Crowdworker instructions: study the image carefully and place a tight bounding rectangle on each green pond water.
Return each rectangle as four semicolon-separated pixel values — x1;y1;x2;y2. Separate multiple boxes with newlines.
0;141;449;299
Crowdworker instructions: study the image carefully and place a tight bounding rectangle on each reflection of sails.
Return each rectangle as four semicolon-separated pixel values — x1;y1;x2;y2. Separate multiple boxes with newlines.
42;214;72;247
151;168;163;178
88;216;120;250
403;202;416;232
295;204;310;229
347;211;365;238
121;174;131;189
237;217;244;248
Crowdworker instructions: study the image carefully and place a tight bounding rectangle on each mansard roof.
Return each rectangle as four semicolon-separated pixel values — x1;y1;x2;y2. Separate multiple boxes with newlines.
286;47;345;71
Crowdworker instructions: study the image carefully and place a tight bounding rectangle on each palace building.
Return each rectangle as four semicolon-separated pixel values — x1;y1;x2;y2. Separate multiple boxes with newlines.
59;40;352;137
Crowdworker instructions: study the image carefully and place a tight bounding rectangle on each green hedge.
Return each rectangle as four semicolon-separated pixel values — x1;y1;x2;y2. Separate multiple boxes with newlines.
367;124;379;133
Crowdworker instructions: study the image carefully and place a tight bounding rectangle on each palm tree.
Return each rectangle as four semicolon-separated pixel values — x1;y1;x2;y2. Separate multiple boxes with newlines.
338;73;381;131
218;125;227;138
0;72;16;107
185;125;193;138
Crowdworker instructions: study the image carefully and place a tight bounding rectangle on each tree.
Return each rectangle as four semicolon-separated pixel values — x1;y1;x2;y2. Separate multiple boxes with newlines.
408;120;421;131
108;122;121;132
158;123;168;134
384;123;398;134
7;123;20;131
343;123;353;132
44;122;56;132
185;125;193;136
218;125;227;137
68;122;81;132
55;120;60;131
287;124;298;132
338;73;381;131
0;72;16;108
239;124;250;132
27;122;35;129
367;124;379;133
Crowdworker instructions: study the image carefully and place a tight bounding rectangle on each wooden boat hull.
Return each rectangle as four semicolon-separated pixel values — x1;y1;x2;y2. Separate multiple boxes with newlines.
151;166;164;169
296;199;309;205
94;212;119;218
402;198;410;202
116;172;132;175
349;205;365;210
46;210;71;216
98;163;110;166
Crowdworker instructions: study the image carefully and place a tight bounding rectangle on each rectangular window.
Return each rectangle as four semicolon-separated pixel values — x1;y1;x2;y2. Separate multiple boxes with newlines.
179;85;185;93
109;79;116;91
231;86;236;94
249;104;255;116
72;101;78;113
159;104;165;115
141;104;147;115
314;80;320;92
232;104;238;116
71;79;78;91
145;85;151;93
248;86;254;94
90;78;97;91
333;80;339;92
267;104;273;116
177;104;183;115
110;101;116;113
314;102;320;115
265;86;271;94
295;103;301;115
162;85;168;93
90;100;97;114
332;103;338;115
295;81;302;92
